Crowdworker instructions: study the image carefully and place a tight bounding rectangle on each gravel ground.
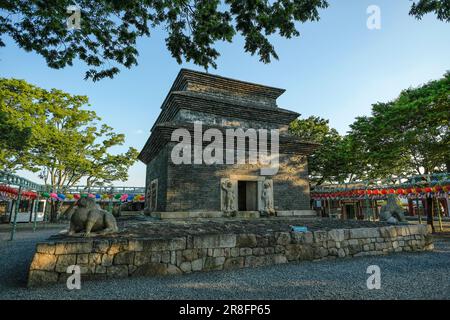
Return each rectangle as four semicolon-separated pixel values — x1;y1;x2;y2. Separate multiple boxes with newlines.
1;226;449;300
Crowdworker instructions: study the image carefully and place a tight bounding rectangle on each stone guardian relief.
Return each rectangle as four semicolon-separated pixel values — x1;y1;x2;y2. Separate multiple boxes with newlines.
261;180;276;216
221;179;237;217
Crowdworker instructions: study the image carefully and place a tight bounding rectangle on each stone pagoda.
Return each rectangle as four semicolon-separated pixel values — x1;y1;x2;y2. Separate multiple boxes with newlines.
138;69;319;219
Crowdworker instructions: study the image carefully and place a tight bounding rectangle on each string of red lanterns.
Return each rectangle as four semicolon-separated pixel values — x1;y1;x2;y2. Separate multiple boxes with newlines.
312;185;450;200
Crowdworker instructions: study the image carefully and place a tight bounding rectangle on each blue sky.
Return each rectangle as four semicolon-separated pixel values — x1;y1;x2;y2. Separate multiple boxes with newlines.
1;0;449;187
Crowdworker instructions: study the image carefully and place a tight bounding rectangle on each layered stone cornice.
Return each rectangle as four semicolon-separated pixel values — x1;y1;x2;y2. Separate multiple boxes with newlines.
138;122;320;164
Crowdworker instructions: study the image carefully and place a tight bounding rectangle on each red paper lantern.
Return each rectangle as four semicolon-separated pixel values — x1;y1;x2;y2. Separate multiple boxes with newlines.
381;189;388;195
424;187;433;193
415;187;422;193
396;188;404;195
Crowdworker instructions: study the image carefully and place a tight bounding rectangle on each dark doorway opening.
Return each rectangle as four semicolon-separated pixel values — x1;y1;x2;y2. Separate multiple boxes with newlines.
238;181;257;211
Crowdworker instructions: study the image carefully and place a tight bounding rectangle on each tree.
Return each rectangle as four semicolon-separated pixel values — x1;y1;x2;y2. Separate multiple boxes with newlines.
289;116;360;185
0;78;139;221
409;0;450;22
0;109;32;171
1;1;446;81
348;72;450;178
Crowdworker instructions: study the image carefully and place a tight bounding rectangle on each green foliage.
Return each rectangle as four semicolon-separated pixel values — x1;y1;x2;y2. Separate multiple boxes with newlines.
348;72;450;178
409;0;450;21
0;78;139;192
0;0;329;80
1;1;447;81
289;116;358;185
290;73;450;184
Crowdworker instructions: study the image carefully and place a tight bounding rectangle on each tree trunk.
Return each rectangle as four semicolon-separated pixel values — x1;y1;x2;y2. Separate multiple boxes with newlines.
49;201;63;223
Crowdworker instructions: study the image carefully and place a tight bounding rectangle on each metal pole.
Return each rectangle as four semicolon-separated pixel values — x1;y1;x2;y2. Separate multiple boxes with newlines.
416;197;422;224
10;186;22;241
33;196;39;232
436;197;443;232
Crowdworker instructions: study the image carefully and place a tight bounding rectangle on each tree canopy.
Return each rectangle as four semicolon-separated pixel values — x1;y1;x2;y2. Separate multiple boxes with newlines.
0;78;139;193
1;1;447;81
348;72;450;178
290;72;450;185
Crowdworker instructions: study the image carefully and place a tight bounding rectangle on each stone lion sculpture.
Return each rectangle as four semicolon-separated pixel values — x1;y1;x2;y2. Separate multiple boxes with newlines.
379;194;406;224
68;198;118;237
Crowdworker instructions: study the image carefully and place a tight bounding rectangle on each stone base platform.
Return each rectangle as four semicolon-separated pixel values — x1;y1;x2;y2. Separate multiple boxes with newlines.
27;218;434;287
151;210;317;220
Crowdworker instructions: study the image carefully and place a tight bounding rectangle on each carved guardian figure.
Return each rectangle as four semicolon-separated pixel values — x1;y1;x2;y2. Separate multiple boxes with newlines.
68;198;118;237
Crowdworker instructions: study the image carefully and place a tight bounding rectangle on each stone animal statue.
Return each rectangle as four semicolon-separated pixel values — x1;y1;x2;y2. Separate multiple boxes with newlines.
68;198;118;237
379;195;406;224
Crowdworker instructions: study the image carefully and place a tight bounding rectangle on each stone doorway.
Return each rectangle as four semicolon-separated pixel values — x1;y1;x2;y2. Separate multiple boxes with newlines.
238;181;258;211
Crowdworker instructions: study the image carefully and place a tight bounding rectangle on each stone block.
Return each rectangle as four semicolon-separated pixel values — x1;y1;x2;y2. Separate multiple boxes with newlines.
180;262;192;273
236;234;257;247
244;256;268;268
93;240;110;253
213;248;225;257
291;232;313;244
114;252;135;265
240;248;253;256
191;258;204;271
107;265;129;278
328;229;345;242
203;257;225;271
89;253;102;265
230;248;240;257
379;226;397;239
273;255;288;264
55;254;77;273
55;241;93;255
223;257;244;270
143;238;186;252
101;254;114;267
252;248;265;256
150;252;161;263
350;228;379;239
95;265;107;274
167;264;182;275
77;254;89;265
133;263;168;276
30;253;57;271
285;244;314;261
161;251;171;263
313;231;328;243
127;240;144;252
28;270;58;287
36;243;56;254
276;232;291;245
193;234;236;249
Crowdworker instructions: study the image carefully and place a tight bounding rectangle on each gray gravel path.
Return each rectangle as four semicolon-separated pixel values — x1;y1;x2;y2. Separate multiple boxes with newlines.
1;228;449;300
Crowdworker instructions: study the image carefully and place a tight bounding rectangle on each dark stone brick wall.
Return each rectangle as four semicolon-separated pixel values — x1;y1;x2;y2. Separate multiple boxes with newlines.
164;143;310;212
145;145;169;212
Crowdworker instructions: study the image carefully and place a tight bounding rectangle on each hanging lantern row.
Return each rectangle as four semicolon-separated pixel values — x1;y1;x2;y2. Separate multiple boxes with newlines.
40;192;145;202
312;185;450;200
0;185;145;203
0;185;38;200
